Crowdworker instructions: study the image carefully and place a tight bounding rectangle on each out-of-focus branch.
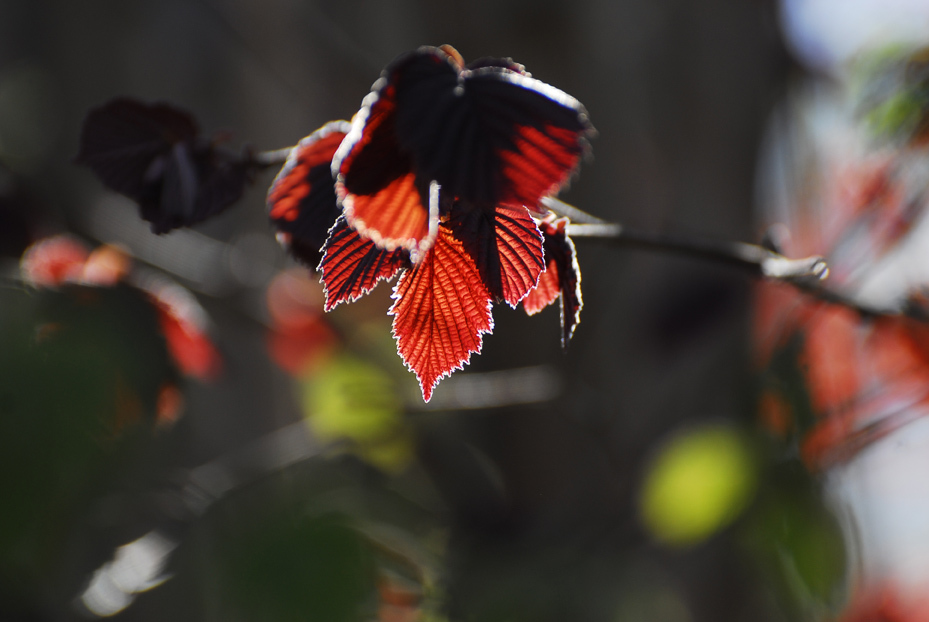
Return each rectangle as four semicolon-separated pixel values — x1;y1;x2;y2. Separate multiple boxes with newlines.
251;146;293;168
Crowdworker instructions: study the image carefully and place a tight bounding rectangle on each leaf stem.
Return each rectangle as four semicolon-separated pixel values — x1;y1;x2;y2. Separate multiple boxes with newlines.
252;146;293;168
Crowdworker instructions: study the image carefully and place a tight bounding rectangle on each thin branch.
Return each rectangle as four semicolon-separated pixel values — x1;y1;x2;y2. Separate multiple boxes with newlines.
567;222;829;281
540;196;611;224
547;199;926;322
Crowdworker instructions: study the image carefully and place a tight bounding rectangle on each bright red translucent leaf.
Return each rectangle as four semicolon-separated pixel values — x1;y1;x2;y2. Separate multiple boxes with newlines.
446;201;544;307
335;83;438;256
523;260;560;315
267;121;350;268
319;216;410;311
493;205;545;305
390;224;494;401
522;216;582;349
338;166;438;258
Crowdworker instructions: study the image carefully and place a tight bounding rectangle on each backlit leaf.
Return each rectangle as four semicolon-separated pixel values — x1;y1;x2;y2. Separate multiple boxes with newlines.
303;354;411;472
446;201;544;307
387;47;594;208
268;121;351;268
319;217;411;311
335;84;438;257
334;45;594;255
522;217;582;349
389;224;494;402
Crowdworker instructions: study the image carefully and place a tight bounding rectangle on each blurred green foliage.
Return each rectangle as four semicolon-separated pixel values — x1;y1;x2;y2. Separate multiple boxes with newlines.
743;460;847;617
303;353;413;472
218;511;376;622
856;45;929;143
0;283;172;611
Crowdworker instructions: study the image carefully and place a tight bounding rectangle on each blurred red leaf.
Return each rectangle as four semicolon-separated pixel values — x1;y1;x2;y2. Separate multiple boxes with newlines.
837;585;929;622
265;268;338;375
20;235;90;287
154;303;222;381
22;235;222;382
800;306;862;416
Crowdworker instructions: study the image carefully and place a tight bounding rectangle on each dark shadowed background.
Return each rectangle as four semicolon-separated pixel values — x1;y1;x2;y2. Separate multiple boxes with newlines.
0;1;813;620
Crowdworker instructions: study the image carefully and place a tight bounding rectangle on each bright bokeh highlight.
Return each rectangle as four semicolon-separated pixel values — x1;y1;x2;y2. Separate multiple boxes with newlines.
640;424;757;546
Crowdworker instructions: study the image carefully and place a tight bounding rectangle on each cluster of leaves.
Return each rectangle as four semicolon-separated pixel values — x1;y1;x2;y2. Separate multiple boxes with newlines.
77;44;594;402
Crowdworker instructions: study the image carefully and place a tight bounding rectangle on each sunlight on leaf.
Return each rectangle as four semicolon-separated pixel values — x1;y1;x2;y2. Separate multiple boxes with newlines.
639;424;757;547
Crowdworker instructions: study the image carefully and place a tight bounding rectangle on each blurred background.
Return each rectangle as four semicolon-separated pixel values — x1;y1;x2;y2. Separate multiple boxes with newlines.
3;0;929;620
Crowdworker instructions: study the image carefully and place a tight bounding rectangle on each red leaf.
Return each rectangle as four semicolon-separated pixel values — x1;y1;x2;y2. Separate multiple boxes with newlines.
446;201;544;307
156;305;222;381
142;277;222;381
334;83;438;257
496;121;587;210
522;259;560;315
523;217;582;348
20;235;90;287
319;216;410;311
268;121;350;268
800;306;862;416
493;205;545;305
338;172;439;260
390;224;494;401
265;268;338;375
